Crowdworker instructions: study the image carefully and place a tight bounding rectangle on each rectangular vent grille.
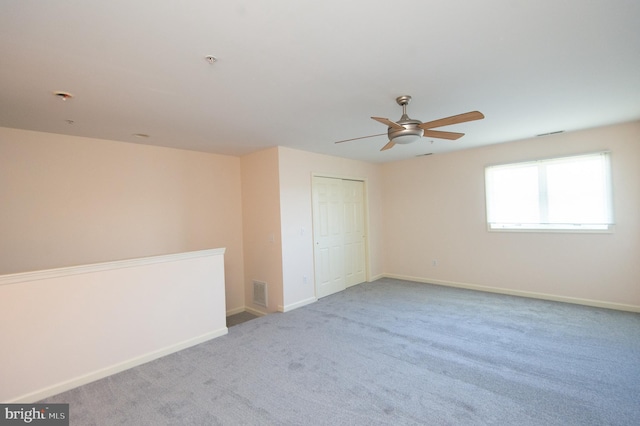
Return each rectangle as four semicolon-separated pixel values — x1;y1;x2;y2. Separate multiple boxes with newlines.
252;280;267;307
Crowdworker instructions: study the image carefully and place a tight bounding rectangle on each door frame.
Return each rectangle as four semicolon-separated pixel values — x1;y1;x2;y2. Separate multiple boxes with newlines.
311;173;371;297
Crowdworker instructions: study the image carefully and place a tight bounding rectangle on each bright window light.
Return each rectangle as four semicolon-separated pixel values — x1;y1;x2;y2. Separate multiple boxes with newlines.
485;152;613;232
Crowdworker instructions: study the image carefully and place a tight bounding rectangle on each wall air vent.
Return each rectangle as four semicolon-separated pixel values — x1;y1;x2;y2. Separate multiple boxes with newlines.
252;280;267;307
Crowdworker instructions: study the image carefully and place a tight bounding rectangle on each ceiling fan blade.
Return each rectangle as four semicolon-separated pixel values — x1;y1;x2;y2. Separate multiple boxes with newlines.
419;111;485;130
422;129;465;140
380;141;395;151
334;133;387;144
372;117;405;130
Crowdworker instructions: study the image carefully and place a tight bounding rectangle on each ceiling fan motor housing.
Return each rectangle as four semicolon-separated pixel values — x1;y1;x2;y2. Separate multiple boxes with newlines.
389;118;424;144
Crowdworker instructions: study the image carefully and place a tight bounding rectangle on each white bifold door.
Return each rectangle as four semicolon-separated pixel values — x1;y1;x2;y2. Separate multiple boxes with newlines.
312;177;367;298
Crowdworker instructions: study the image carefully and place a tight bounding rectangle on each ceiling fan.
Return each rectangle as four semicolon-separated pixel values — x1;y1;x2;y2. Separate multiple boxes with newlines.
335;96;484;151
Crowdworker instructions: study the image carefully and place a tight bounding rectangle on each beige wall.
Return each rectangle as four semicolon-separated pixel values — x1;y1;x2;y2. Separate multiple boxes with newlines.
3;121;637;316
240;147;283;313
0;127;245;311
381;121;640;309
277;146;384;310
239;146;385;313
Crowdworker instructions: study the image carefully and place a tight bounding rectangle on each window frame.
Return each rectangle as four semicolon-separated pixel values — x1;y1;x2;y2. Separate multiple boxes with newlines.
484;151;614;233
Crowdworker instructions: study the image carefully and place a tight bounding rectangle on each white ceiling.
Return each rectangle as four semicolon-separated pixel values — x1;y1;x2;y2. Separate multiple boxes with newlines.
1;1;639;163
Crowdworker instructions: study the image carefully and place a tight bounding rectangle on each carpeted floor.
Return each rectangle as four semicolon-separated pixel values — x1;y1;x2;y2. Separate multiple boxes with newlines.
41;278;640;425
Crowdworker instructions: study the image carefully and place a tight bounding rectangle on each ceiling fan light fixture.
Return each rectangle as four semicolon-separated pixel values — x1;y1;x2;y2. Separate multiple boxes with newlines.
392;133;422;145
388;121;424;144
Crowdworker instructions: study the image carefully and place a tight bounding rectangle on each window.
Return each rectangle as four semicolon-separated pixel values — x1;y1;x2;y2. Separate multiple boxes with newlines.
485;152;613;231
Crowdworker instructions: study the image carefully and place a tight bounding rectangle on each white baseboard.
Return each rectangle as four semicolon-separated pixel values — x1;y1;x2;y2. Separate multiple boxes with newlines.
278;296;317;313
226;306;246;316
9;328;228;403
244;306;268;317
237;299;318;316
228;306;268;317
383;274;640;313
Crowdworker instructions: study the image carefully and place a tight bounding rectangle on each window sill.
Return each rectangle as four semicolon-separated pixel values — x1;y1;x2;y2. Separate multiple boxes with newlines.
487;224;615;234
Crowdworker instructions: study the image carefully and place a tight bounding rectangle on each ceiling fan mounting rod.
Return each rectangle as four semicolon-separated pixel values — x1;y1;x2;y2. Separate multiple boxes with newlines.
396;95;411;117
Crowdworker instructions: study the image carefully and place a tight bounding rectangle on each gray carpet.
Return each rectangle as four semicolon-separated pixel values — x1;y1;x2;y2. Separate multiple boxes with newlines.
41;278;640;425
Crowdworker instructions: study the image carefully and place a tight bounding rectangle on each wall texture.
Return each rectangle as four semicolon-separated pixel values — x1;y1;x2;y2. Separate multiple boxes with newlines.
0;127;245;311
381;121;640;309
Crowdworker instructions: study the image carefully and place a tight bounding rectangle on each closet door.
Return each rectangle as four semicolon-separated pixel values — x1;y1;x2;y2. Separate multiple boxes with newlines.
343;180;366;287
312;177;345;298
312;177;366;298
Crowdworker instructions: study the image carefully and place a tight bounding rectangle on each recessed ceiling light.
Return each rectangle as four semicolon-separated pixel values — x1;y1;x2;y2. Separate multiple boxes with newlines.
133;133;150;138
204;55;218;64
53;91;73;101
